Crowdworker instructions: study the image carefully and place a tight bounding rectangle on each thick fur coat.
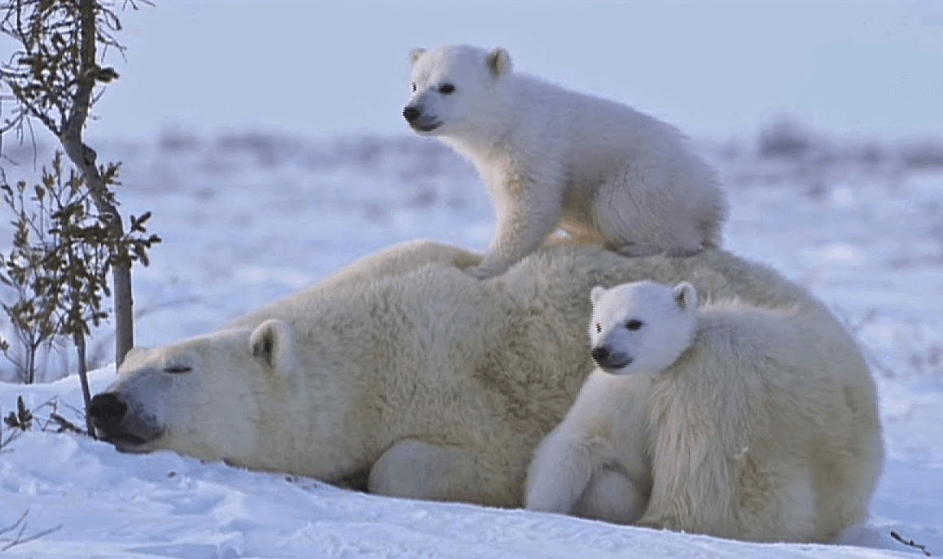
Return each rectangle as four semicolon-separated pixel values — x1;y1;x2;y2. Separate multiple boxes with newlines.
404;45;728;278
90;240;881;543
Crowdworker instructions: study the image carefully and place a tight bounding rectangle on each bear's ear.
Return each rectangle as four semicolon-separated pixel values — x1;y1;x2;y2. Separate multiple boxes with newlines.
409;48;426;66
590;285;607;306
249;319;297;374
486;47;512;77
117;345;151;373
673;282;698;312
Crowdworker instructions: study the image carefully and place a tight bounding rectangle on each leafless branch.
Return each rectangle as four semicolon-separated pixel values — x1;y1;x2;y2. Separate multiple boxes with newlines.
0;510;62;552
891;530;932;557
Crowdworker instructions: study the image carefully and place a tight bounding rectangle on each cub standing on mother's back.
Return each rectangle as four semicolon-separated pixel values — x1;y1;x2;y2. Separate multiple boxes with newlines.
403;44;728;279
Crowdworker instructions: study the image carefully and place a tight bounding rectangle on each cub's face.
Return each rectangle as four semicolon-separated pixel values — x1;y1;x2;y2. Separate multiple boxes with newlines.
403;45;511;137
589;281;698;376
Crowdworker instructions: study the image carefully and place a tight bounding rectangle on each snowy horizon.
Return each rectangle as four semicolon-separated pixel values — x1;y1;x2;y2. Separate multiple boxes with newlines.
1;1;942;556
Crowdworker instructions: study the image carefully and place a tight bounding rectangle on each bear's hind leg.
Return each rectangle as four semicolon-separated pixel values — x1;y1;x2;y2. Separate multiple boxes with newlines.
592;172;709;258
368;439;515;506
572;467;648;524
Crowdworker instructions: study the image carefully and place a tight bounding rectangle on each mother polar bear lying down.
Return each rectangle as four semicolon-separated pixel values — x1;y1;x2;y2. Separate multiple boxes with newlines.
89;240;882;543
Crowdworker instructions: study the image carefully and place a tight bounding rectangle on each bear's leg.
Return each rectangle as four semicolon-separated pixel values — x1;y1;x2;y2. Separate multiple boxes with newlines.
368;439;497;503
467;177;562;279
572;467;648;525
524;429;598;515
591;173;707;257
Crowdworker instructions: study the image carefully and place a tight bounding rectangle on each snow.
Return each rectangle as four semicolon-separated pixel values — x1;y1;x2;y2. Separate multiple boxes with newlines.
0;129;941;558
2;2;942;554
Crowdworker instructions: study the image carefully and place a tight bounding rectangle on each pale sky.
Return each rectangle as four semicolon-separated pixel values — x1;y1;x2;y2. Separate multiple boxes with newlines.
7;0;943;141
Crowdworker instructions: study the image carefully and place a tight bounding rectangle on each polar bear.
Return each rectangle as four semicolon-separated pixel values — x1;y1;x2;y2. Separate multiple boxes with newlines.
89;240;882;543
525;280;697;525
403;45;728;279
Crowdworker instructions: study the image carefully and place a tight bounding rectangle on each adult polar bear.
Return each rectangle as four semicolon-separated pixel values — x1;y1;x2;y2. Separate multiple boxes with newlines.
89;241;882;543
403;45;728;279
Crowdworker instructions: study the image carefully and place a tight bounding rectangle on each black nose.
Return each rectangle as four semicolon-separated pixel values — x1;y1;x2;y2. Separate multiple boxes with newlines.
403;106;421;122
89;393;127;428
591;346;610;364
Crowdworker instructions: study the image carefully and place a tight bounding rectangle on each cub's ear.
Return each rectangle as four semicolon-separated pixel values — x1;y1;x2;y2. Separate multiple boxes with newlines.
249;319;298;373
590;286;607;306
673;282;698;312
409;48;426;65
486;47;512;77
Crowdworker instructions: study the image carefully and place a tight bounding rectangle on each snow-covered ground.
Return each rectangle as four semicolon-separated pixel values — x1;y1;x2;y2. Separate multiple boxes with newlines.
1;129;942;558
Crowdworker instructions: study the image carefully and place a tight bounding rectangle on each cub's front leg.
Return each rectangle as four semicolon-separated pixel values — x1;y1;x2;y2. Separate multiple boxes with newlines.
524;426;597;515
466;166;563;279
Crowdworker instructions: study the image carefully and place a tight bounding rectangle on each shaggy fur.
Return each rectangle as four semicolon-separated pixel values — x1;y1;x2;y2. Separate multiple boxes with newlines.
91;240;881;543
525;280;880;542
404;45;728;278
526;281;698;525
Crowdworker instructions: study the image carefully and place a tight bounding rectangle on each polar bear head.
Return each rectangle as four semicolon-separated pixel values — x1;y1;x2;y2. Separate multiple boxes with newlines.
88;319;303;467
589;281;698;376
403;44;513;137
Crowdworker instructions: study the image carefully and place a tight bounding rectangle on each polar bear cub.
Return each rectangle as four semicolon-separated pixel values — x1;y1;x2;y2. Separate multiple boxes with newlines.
404;45;728;279
525;280;697;523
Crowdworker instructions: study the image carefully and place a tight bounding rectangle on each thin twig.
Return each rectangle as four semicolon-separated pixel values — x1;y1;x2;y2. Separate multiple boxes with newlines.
891;530;932;557
0;509;62;552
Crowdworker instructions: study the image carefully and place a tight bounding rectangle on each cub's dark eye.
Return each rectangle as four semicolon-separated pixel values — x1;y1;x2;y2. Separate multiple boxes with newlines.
438;83;455;94
163;366;192;374
411;82;417;92
595;323;602;333
625;319;643;331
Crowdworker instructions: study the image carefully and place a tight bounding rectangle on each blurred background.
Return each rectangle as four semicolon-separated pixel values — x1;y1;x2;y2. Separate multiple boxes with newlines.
85;0;943;143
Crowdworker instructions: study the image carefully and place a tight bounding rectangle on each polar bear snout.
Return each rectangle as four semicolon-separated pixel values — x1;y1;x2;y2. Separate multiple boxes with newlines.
402;106;421;123
89;391;163;450
591;346;632;371
402;105;441;132
89;392;127;428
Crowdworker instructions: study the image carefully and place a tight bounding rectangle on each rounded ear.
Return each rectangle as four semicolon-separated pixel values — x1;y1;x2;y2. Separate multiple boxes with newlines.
118;345;151;373
590;286;607;306
409;48;426;65
486;47;512;77
249;319;298;373
673;282;698;312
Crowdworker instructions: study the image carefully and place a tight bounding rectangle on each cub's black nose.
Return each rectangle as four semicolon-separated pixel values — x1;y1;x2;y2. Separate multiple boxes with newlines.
403;106;421;122
89;393;127;428
591;346;610;364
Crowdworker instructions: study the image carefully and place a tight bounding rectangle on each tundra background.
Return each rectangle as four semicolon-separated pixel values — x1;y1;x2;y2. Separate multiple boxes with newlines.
1;1;941;557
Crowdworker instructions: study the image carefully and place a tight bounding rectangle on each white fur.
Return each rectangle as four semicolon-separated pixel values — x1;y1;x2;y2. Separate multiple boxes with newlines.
528;278;883;542
92;240;881;543
527;281;697;524
404;45;728;278
588;281;697;376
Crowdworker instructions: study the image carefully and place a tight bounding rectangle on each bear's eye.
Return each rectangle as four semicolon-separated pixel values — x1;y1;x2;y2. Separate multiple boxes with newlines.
438;83;455;94
163;366;192;374
625;319;643;331
595;323;602;333
411;82;417;92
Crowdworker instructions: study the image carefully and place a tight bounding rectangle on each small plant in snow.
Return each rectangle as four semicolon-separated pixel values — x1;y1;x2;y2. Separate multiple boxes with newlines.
0;153;159;433
0;0;156;371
